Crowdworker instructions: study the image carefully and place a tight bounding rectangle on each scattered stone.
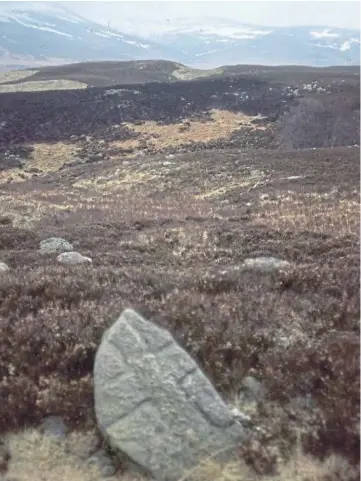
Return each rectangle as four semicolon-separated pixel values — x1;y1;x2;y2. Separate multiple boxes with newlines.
57;252;92;265
241;257;292;271
39;237;74;254
94;308;247;481
38;416;69;440
0;262;9;272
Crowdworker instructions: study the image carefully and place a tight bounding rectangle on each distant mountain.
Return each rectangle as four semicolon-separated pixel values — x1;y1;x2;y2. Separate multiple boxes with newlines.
149;18;360;68
0;3;359;70
0;2;174;69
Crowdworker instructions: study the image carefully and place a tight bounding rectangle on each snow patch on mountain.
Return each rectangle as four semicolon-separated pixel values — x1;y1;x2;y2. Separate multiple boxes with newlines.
123;40;151;49
310;29;340;39
167;25;272;40
11;16;74;37
195;49;220;58
340;38;360;51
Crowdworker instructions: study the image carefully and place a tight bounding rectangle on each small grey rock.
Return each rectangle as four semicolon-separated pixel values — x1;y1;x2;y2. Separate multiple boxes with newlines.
38;416;69;440
39;237;74;254
242;257;292;271
0;262;9;272
57;252;92;265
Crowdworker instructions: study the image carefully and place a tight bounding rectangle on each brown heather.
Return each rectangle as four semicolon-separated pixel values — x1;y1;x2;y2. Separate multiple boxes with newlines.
0;143;359;480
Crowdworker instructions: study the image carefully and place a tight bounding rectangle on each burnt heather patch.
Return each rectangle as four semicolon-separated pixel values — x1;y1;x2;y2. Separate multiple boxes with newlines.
0;69;359;150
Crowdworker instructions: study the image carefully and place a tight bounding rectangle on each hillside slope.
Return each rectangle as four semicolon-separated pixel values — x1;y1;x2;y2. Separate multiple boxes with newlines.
0;60;224;89
1;61;360;91
0;65;358;159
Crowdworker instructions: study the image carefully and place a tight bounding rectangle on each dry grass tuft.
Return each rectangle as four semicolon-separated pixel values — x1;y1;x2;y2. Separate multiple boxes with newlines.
0;70;38;84
5;429;106;481
258;193;360;236
30;142;77;172
0;142;76;184
5;428;357;481
172;65;224;80
178;436;358;481
116;110;266;152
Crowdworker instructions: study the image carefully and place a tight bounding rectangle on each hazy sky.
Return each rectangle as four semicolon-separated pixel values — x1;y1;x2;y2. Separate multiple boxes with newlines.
64;1;361;34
